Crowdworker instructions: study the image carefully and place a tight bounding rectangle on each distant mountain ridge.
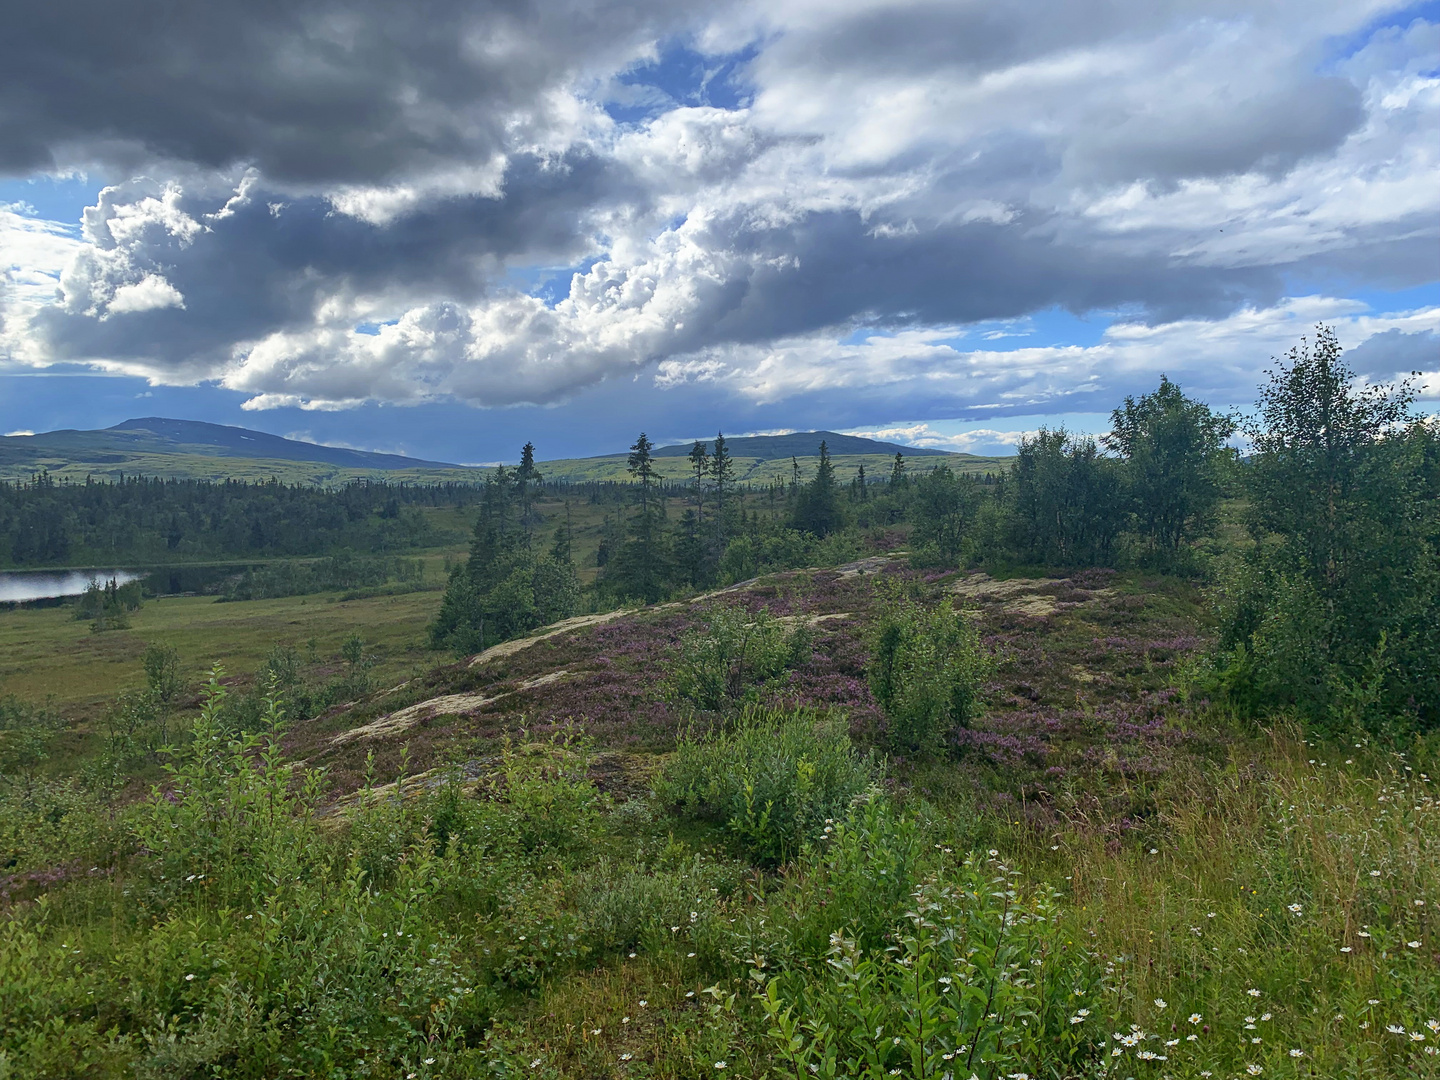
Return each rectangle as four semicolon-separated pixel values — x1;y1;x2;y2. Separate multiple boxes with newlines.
1;418;994;486
649;431;952;459
105;418;457;469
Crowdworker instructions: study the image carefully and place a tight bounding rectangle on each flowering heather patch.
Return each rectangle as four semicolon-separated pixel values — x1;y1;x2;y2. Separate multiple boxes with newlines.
301;565;918;790
300;562;1215;808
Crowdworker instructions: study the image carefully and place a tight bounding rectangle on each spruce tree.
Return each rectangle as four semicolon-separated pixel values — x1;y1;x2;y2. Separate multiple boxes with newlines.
889;451;907;488
688;439;709;520
711;432;735;540
516;441;542;532
609;432;669;602
793;440;842;536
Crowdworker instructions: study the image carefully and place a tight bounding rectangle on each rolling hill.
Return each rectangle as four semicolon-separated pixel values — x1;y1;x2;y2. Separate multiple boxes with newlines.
0;419;485;484
106;418;459;469
540;430;1005;482
0;419;1009;485
650;431;952;458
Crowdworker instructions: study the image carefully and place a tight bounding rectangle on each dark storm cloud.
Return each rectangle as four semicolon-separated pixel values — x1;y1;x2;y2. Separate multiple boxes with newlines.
704;211;1280;346
0;0;696;183
0;0;1434;423
1345;328;1440;376
32;147;646;372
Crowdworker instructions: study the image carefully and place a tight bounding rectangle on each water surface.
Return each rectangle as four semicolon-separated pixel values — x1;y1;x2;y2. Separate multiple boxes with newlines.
0;569;144;604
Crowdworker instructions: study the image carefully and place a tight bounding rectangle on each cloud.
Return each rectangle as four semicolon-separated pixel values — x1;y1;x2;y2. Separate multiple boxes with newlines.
1344;327;1440;378
106;274;185;315
654;296;1440;415
0;0;1435;427
842;422;1039;454
0;0;703;185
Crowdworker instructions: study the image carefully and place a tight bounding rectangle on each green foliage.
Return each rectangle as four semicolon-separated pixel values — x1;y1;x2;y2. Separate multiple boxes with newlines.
662;605;812;711
759;854;1102;1080
75;578;144;631
430;458;580;653
491;731;606;856
141;641;183;705
134;669;328;907
792;440;844;537
0;696;65;783
219;552;423;601
575;850;743;959
1004;427;1124;566
101;688;163;767
0;475;450;569
602;432;674;603
739;798;927;964
0;775;118;875
653;705;879;866
906;464;983;568
1218;327;1439;732
867;595;992;754
716;526;859;585
1107;374;1237;558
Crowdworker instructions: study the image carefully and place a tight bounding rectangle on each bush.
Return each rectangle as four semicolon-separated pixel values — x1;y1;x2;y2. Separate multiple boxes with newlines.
218;552;424;601
575;850;743;960
653;705;879;866
74;578;144;631
0;697;65;783
730;798;928;967
491;730;606;856
866;595;992;754
758;851;1104;1079
662;605;811;711
1218;329;1440;733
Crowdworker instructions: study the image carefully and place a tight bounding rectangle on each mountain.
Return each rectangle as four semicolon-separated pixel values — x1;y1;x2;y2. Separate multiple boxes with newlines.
106;418;458;469
649;431;952;459
2;418;1007;486
0;418;476;484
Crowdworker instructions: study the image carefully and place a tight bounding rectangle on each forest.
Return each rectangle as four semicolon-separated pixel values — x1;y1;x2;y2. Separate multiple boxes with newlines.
0;327;1437;1079
0;478;492;567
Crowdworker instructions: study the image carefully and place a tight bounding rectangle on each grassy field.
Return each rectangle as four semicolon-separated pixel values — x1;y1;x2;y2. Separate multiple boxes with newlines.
0;448;498;487
0;588;447;715
537;451;1009;484
1;446;1007;486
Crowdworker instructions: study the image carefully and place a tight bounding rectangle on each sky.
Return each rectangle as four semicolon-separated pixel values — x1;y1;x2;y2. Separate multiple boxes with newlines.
1;0;1437;463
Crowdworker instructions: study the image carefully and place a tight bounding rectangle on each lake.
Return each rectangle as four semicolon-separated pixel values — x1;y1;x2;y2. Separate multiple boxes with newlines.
0;564;260;604
0;569;146;604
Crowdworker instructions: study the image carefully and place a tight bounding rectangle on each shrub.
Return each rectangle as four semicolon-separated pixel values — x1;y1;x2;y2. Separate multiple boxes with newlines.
758;853;1103;1080
733;798;927;966
133;669;328;908
73;578;144;630
866;595;992;754
0;777;118;877
575;851;742;960
0;697;65;785
653;705;879;866
490;730;606;856
662;605;811;711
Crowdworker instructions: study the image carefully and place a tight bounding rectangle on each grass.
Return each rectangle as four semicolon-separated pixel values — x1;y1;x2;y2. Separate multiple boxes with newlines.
536;452;1007;484
995;729;1438;1078
0;588;444;714
0;437;1009;487
1;560;1435;1079
0;448;500;486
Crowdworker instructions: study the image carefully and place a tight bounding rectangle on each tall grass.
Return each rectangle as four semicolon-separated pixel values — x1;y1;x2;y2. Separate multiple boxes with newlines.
999;726;1440;1078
